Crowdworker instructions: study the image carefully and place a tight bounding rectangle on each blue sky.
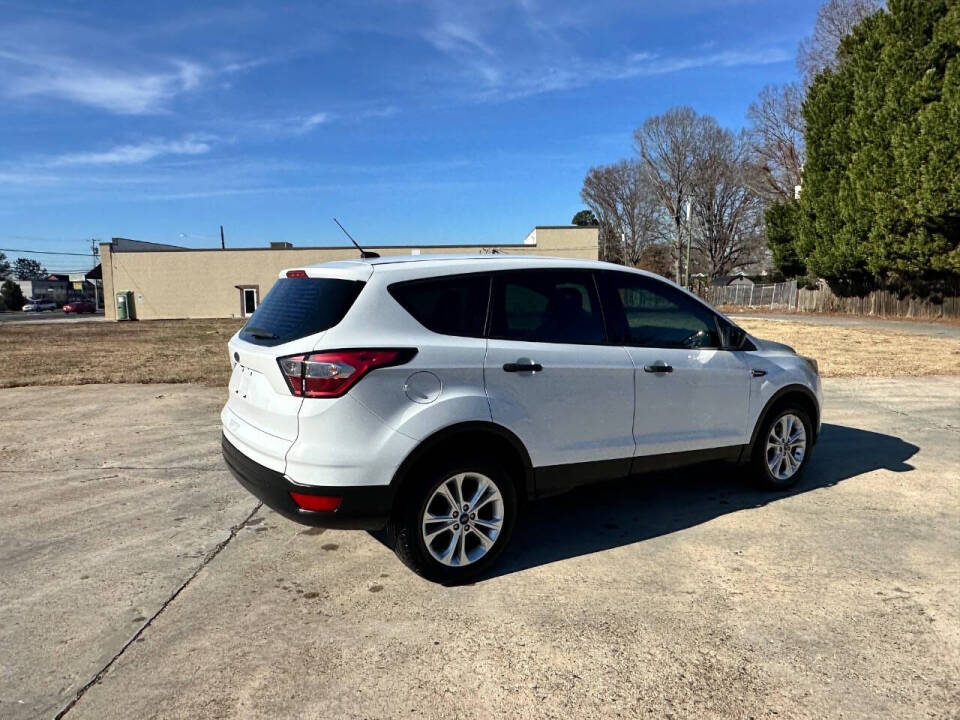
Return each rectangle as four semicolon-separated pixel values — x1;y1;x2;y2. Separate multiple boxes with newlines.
0;0;819;271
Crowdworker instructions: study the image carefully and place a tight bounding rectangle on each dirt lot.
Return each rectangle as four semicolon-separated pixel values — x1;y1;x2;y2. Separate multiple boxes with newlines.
1;315;958;388
1;378;958;719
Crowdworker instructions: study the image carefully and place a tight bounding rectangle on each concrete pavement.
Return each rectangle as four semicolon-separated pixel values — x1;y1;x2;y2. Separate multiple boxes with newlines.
0;379;957;719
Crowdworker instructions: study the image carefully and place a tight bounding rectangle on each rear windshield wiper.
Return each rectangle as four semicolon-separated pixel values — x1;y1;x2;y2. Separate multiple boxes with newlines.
243;327;278;339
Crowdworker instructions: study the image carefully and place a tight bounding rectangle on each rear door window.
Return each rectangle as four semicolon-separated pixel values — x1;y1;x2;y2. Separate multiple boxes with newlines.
388;273;489;337
490;270;606;345
239;277;365;346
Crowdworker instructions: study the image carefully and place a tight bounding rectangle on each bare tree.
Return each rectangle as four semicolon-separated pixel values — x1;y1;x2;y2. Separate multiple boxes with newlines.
798;0;881;85
580;164;623;263
690;127;766;280
580;160;663;266
746;83;805;203
634;107;714;283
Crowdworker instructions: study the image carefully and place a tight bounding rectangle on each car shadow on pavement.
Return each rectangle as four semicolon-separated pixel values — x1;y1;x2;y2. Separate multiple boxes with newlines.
485;423;919;580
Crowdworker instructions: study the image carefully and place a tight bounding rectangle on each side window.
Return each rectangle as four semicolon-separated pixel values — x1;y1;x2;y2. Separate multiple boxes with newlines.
388;273;489;337
490;271;605;344
601;272;720;349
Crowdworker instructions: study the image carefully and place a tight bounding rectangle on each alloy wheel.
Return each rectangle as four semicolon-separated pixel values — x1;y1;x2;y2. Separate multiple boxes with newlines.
421;472;505;567
765;413;807;481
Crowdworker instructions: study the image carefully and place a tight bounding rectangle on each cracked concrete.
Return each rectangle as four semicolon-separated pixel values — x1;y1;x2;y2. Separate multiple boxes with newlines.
0;385;259;719
53;503;263;719
1;379;958;719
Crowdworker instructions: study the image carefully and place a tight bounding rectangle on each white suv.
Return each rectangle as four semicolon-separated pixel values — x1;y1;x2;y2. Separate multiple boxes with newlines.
221;255;822;583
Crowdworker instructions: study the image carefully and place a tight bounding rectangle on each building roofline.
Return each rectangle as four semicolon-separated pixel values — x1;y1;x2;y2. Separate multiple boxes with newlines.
103;241;544;253
101;226;598;253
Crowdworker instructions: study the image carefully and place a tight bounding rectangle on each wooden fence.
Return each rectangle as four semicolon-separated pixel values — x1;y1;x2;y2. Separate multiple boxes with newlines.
795;286;960;320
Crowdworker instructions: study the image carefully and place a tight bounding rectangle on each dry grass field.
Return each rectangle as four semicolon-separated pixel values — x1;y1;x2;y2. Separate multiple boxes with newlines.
736;317;960;377
0;315;957;388
0;319;243;388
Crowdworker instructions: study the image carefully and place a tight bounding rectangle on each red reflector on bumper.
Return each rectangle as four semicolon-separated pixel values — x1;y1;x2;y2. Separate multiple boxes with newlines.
289;492;342;512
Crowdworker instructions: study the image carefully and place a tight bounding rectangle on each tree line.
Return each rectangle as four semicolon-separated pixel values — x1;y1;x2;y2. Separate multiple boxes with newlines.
580;107;768;285
0;252;46;311
577;0;958;298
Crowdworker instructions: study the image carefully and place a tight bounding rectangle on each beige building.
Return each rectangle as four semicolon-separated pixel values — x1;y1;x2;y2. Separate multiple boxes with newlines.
101;226;599;321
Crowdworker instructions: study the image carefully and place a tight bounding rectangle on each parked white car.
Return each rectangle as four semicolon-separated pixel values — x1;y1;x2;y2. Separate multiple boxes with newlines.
222;255;822;583
22;299;57;311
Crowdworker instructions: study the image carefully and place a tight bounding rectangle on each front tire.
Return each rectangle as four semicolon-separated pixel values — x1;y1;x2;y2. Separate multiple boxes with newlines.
390;457;517;584
751;406;813;489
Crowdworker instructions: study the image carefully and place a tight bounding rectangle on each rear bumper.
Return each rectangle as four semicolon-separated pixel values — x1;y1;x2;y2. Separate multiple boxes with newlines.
221;434;393;530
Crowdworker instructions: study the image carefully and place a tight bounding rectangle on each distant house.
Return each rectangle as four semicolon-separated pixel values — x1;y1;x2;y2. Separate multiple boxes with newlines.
17;275;71;304
17;272;99;306
711;271;755;288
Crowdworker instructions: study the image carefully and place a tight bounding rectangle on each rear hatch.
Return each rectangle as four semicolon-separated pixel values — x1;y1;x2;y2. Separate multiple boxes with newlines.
224;267;369;470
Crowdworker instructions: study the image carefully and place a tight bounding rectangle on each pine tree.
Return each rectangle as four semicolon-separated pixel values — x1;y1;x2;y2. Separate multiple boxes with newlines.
798;0;960;296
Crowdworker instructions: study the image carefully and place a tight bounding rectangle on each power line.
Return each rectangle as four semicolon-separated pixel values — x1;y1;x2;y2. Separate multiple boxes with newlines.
0;247;93;257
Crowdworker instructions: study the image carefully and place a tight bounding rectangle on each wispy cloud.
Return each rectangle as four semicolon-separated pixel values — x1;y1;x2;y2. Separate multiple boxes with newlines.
299;112;330;132
423;21;496;58
46;135;215;166
224;104;399;139
0;15;270;115
438;42;792;102
415;1;792;103
296;105;399;131
0;46;206;114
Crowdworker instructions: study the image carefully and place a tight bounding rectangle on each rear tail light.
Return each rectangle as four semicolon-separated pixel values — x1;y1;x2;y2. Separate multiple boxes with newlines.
278;348;416;398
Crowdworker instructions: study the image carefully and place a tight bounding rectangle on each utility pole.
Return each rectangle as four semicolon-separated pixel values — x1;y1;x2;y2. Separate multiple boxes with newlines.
675;215;682;284
90;238;100;311
220;225;226;249
684;200;693;288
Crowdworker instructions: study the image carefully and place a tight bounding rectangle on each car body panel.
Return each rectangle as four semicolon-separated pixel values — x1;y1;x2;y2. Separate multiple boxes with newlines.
220;254;822;527
22;300;57;311
628;346;752;455
285;393;418;488
743;340;823;438
483;340;636;467
63;301;95;313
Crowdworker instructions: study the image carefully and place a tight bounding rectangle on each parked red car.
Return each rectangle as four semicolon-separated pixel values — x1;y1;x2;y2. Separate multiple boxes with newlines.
62;300;96;314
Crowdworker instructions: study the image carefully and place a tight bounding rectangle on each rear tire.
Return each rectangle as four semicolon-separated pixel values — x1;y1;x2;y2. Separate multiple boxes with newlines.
390;456;517;585
751;405;813;489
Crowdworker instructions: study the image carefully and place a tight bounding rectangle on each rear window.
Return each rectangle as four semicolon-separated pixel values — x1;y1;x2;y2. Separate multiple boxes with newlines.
388;273;489;337
239;277;365;346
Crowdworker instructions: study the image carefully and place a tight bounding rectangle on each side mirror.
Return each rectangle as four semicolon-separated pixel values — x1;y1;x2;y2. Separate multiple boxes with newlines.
720;323;747;350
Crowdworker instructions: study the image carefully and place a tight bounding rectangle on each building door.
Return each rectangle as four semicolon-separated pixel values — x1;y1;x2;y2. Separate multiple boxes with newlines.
240;287;258;317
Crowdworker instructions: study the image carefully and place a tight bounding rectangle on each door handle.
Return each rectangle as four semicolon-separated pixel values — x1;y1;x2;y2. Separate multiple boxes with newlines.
643;362;673;374
751;368;767;377
503;362;542;373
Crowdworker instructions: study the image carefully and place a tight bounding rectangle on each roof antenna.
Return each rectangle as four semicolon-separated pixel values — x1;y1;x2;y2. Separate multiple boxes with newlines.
333;218;380;259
